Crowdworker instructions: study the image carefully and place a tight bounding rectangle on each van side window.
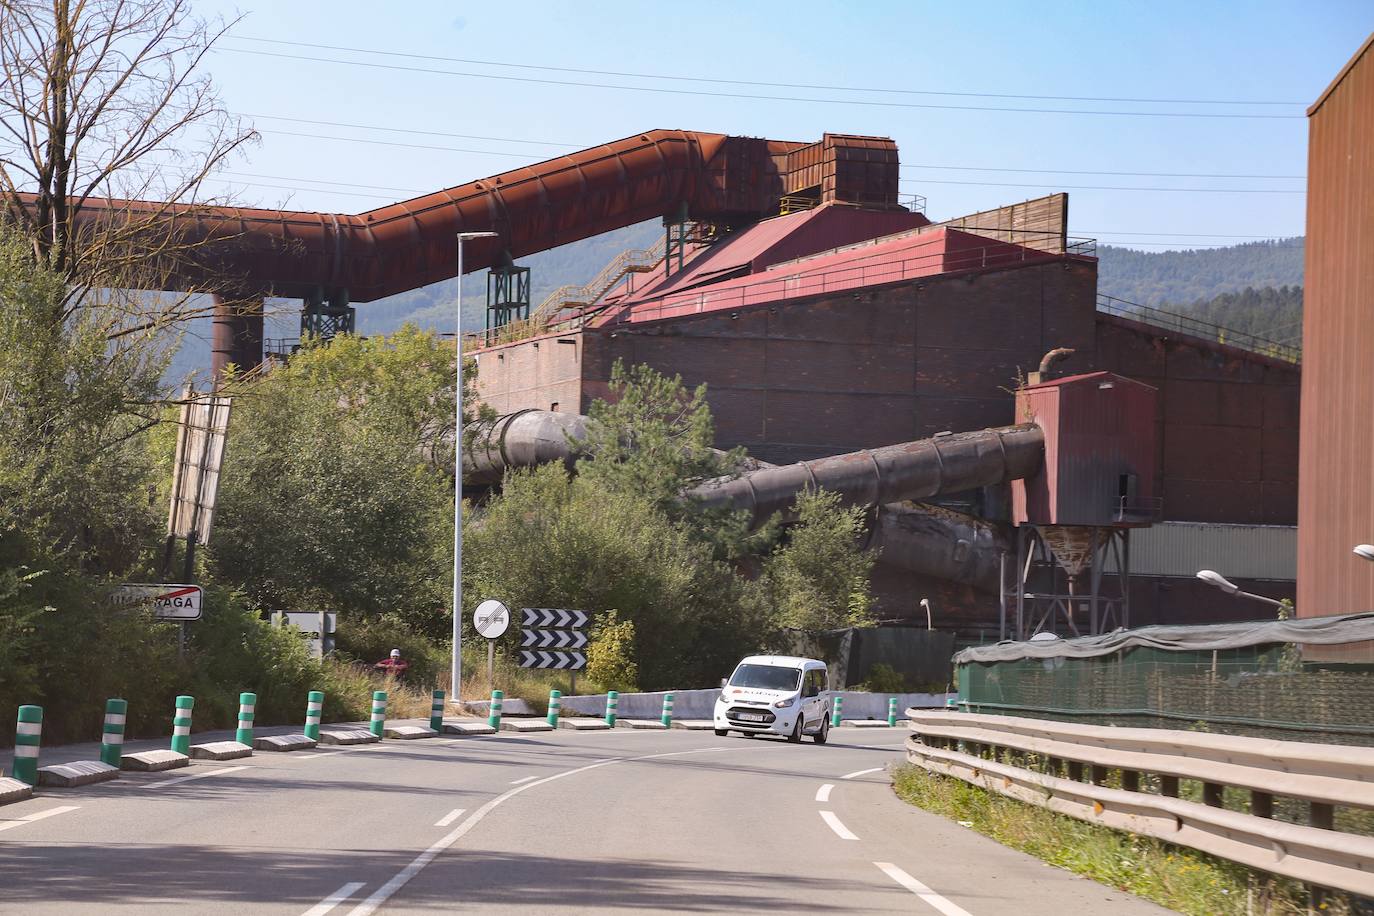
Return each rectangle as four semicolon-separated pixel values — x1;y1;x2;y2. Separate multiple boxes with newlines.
804;670;821;697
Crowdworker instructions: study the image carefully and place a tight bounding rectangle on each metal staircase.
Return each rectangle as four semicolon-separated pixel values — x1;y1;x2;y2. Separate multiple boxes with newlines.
531;231;679;323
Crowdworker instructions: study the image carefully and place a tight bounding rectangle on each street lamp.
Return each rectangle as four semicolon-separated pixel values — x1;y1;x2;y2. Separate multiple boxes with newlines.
919;597;933;630
1354;545;1374;562
1195;569;1287;610
452;230;498;705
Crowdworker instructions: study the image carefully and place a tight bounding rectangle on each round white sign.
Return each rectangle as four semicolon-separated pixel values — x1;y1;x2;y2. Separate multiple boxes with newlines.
473;599;510;639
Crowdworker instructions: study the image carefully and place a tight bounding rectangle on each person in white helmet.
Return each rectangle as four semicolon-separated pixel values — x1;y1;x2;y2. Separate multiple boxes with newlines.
374;647;409;677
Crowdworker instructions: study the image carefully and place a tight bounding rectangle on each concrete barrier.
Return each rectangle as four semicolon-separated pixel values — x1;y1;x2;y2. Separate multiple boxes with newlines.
559;689;952;720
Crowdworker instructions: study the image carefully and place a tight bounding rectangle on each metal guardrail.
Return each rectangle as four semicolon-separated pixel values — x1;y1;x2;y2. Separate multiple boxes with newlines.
905;710;1374;898
1096;294;1301;364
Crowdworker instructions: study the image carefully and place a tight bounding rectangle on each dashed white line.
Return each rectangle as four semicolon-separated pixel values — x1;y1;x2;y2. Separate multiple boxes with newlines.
144;766;250;789
0;805;80;833
508;775;537;785
841;766;884;780
815;783;834;802
819;810;859;840
303;881;366;916
295;752;345;760
434;807;466;827
875;862;973;916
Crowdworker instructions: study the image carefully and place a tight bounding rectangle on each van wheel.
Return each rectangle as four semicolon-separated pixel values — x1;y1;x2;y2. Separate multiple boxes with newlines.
714;728;728;737
813;717;829;745
788;717;803;743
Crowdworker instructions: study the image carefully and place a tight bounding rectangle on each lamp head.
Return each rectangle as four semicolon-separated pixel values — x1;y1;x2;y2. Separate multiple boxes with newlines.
1196;569;1239;595
1355;545;1374;562
919;598;931;610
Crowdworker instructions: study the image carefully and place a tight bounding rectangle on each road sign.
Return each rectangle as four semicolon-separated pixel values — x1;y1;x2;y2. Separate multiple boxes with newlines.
521;608;588;629
518;650;586;671
111;584;203;621
270;611;337;658
474;600;511;639
520;629;588;650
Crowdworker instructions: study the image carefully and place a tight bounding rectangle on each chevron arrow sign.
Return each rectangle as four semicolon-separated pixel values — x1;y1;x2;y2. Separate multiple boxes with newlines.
521;608;589;629
518;650;587;670
520;628;589;650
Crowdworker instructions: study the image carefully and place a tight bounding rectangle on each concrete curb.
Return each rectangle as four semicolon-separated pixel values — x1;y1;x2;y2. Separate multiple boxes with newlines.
319;728;380;745
842;720;897;729
558;718;610;731
0;776;34;805
189;741;253;760
121;750;189;772
617;719;667;730
443;721;496;736
499;719;553;733
383;726;439;740
37;761;120;788
253;734;317;752
670;720;717;730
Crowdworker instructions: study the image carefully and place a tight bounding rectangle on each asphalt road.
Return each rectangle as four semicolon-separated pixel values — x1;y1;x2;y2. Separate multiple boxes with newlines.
0;722;1170;915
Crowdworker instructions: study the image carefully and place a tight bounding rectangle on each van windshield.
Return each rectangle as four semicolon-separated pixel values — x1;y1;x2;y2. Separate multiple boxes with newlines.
729;664;802;691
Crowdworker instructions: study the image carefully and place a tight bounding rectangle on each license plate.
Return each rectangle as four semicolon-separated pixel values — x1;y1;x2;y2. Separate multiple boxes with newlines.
737;713;767;722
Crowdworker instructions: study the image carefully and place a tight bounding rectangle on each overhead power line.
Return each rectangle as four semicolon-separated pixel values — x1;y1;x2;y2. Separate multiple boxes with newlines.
214;47;1304;120
227;35;1302;107
901;177;1304;193
237;113;579;148
903;164;1303;180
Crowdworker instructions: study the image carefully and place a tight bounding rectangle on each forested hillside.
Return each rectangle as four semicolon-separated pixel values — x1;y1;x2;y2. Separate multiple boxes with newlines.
1096;238;1304;306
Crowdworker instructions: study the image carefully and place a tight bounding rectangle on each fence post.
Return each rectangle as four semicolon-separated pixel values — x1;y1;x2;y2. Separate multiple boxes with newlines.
430;689;445;732
547;689;561;727
660;692;674;727
100;699;127;767
831;695;843;728
488;689;503;729
304;690;324;741
888;697;898;727
13;705;42;786
370;691;387;738
170;696;194;755
605;690;618;727
236;693;256;745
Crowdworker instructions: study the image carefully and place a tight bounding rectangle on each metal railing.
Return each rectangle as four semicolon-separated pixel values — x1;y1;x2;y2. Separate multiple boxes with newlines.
1096;294;1301;364
906;710;1374;897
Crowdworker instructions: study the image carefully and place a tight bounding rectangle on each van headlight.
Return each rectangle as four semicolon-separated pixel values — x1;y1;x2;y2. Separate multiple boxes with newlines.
773;698;794;708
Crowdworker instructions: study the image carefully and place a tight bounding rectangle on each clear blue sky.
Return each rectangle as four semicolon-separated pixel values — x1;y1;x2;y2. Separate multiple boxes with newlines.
196;1;1373;250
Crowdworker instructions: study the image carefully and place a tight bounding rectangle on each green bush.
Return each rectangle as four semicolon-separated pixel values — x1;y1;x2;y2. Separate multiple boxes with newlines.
586;610;638;692
335;616;449;688
858;663;907;694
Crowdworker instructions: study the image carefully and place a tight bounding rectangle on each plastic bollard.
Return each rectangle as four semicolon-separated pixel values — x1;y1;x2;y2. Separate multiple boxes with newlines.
888;697;899;727
605;690;618;727
304;690;324;741
100;699;127;767
831;695;843;728
429;689;445;732
547;689;561;727
370;691;388;737
170;696;194;755
661;692;674;727
236;693;256;745
13;705;42;786
487;690;503;729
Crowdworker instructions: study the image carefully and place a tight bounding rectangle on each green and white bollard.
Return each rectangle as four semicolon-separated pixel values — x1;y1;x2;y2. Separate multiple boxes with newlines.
99;698;127;767
831;695;843;728
171;695;194;755
236;692;256;745
546;689;561;727
304;690;324;741
888;697;899;727
605;690;618;727
369;691;387;738
487;689;503;729
429;689;445;732
13;705;42;786
660;692;674;727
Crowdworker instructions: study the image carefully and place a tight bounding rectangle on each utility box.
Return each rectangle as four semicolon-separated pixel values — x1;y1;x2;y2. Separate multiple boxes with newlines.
1012;371;1158;527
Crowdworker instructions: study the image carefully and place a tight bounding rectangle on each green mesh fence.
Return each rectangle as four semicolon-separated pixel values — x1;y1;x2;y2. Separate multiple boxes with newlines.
958;645;1374;747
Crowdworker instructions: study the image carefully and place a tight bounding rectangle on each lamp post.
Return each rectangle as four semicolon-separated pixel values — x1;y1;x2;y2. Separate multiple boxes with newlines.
1195;569;1287;611
452;230;498;705
919;597;933;630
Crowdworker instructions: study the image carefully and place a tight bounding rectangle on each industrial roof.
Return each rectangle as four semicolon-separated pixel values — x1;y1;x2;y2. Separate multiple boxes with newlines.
1309;31;1374;116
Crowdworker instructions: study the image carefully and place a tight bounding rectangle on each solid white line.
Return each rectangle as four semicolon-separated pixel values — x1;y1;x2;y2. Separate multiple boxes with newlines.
841;766;884;780
345;746;730;916
875;862;973;916
508;775;537;785
0;805;81;833
302;881;365;916
819;810;859;840
295;752;345;760
815;783;834;802
145;765;250;789
433;807;466;827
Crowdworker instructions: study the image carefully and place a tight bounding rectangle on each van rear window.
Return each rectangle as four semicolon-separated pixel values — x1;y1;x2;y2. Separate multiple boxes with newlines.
729;664;801;691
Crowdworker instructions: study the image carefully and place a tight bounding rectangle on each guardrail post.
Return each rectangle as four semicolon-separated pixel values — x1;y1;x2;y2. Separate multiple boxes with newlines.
547;690;561;727
887;697;898;727
13;705;42;786
1067;760;1084;782
660;692;674;727
430;689;445;732
370;690;387;737
100;699;127;767
487;689;503;729
605;690;618;727
304;690;324;741
1311;802;1334;831
1203;782;1224;807
1160;775;1179;797
1251;791;1274;819
1089;765;1108;786
171;695;194;755
1120;769;1140;792
236;692;256;745
830;695;843;728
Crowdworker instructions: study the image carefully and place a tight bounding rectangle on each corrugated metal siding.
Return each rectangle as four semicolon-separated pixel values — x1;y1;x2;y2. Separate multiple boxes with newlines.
1118;522;1296;580
1298;34;1374;618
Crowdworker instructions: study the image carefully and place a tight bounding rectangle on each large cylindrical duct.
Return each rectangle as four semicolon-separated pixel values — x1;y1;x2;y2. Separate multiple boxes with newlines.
685;425;1044;529
211;295;264;384
463;409;593;485
870;504;1009;592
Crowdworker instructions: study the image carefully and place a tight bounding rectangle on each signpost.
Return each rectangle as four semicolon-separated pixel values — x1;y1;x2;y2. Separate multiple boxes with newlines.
473;599;510;692
519;608;588;693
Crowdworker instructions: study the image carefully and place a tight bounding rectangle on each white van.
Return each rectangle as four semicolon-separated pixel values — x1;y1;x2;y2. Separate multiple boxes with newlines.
713;655;829;743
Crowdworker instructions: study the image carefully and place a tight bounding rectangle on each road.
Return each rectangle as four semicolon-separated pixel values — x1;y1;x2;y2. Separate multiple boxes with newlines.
0;722;1169;914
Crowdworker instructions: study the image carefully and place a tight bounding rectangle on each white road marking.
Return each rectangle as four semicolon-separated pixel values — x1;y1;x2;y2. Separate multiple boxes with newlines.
434;808;466;827
819;810;859;840
875;862;973;916
841;766;884;780
815;783;834;802
0;805;80;833
345;746;730;916
509;775;537;785
295;752;345;760
303;881;365;916
144;765;250;789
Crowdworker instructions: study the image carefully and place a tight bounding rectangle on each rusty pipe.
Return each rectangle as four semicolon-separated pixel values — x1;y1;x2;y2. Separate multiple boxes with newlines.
462;409;593;485
869;503;1010;592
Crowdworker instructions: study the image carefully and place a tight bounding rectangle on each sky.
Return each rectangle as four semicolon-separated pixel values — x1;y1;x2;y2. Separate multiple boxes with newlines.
190;1;1374;251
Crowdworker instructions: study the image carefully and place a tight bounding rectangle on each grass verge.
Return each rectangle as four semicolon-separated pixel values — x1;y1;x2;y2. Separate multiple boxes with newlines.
891;764;1357;916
